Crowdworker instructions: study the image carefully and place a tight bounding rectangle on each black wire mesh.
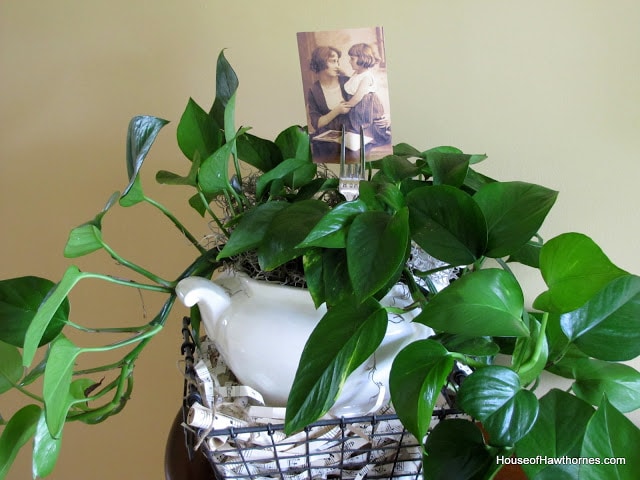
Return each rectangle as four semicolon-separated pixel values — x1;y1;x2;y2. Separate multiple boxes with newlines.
180;317;465;480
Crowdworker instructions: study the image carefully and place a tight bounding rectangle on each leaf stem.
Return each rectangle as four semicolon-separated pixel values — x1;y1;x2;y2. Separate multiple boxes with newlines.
495;257;515;278
82;323;163;353
99;243;173;288
197;189;230;237
403;267;428;304
66;321;148;334
82;272;174;292
449;351;490;369
144;195;207;255
10;381;44;403
518;312;549;377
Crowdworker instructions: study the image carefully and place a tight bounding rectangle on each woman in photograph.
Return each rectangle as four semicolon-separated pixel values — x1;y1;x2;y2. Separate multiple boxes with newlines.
306;45;390;162
307;45;353;135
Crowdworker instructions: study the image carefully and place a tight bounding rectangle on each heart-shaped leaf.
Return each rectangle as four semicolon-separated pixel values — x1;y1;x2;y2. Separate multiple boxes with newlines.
0;276;68;348
459;366;539;446
559;274;640;361
65;191;120;254
415;269;528;337
0;404;41;478
534;233;628;313
390;339;454;441
0;341;22;394
407;185;487;265
209;50;239;126
298;200;367;249
423;419;495;480
156;152;202;187
64;224;104;258
237;132;282;172
516;389;595;479
433;333;500;357
507;240;541;268
347;208;410;301
23;266;84;367
255;157;314;199
258;200;330;271
285;299;387;434
474;181;558;258
123;115;169;196
217;201;289;259
380;155;422;182
274;125;310;163
551;357;640;412
43;336;82;437
198;139;234;197
580;397;640;479
426;151;471;187
303;248;353;308
176;97;223;162
32;409;62;478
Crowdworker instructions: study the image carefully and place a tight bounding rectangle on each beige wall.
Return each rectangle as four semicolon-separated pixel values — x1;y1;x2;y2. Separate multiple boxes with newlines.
1;1;639;478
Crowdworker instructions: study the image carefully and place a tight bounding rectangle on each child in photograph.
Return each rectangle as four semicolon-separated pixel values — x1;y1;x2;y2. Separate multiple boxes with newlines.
343;43;391;145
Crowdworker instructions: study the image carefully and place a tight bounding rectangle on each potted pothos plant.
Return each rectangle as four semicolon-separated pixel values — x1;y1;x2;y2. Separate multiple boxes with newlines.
2;50;639;480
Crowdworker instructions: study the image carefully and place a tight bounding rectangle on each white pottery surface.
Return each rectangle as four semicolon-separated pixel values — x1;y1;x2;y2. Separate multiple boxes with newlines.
176;272;432;417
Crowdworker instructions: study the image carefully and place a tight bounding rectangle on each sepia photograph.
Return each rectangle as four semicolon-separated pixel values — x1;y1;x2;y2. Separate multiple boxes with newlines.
297;26;393;163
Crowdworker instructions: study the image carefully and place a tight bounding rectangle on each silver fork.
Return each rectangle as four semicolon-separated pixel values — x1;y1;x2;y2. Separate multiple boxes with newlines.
338;125;366;201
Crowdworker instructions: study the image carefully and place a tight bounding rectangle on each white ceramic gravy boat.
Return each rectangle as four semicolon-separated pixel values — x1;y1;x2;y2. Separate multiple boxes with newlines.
176;272;432;416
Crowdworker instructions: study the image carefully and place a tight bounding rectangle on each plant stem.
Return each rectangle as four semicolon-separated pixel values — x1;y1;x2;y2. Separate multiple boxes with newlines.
403;267;428;304
68;335;152;424
82;323;163;353
82;272;173;292
10;382;44;403
197;189;230;237
75;361;127;376
66;321;149;334
144;195;207;255
99;243;173;288
518;312;549;377
449;352;490;369
495;257;515;278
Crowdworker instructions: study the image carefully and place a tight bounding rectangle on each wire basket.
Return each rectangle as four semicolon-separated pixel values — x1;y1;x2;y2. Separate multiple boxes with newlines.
179;317;467;480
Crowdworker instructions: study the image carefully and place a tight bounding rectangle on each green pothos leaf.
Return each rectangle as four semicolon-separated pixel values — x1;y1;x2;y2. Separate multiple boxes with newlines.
0;276;68;349
474;181;557;258
406;185;487;265
258;200;330;271
559;274;640;361
177;97;222;162
299;200;367;249
346;208;410;301
285;298;387;434
23;266;84;367
580;396;640;479
43;335;82;437
389;339;454;441
0;404;41;479
32;408;62;478
534;233;628;313
303;248;353;308
516;389;595;479
64;224;104;258
423;419;495;480
415;269;528;337
124;115;169;196
459;366;539;446
0;341;22;394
